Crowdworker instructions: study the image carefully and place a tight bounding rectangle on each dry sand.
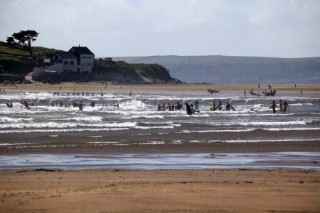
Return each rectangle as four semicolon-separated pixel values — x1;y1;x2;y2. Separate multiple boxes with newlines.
0;169;319;213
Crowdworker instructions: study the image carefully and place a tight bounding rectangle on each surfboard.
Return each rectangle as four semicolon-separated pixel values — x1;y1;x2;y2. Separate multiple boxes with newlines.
279;107;285;112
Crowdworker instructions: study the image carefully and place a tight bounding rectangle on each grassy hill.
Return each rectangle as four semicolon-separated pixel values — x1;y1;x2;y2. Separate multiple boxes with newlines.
114;55;320;84
0;42;178;84
0;42;57;76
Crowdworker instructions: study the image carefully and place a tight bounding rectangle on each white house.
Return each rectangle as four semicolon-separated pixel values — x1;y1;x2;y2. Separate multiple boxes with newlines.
68;46;95;73
39;46;95;74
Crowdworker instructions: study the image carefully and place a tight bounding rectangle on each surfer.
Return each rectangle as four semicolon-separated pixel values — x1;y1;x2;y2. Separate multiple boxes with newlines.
23;101;30;110
218;100;222;110
283;101;288;112
176;101;183;110
194;100;200;112
226;102;230;111
79;102;84;111
270;100;277;113
211;101;216;111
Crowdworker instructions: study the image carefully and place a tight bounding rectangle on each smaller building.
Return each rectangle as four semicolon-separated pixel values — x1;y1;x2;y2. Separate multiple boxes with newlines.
50;51;78;73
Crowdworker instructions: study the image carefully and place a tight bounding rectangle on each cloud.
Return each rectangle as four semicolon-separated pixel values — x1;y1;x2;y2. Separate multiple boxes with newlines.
0;0;319;57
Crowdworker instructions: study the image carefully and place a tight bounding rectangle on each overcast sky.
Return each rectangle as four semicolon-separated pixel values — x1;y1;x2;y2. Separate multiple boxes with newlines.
1;0;320;58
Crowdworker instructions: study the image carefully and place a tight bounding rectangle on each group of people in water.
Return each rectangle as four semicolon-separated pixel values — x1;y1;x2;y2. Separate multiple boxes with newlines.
271;99;289;113
157;99;289;115
5;100;121;111
157;101;201;115
157;101;184;111
209;100;235;111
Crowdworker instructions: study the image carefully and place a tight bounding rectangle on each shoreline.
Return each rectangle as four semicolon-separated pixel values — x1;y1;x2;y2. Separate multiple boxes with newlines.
1;140;320;155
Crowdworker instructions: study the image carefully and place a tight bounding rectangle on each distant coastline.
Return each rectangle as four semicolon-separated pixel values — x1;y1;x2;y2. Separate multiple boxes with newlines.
114;55;320;84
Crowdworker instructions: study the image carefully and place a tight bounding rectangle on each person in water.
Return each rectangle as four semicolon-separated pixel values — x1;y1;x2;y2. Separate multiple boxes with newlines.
185;103;192;116
211;101;216;111
218;100;222;110
226;102;230;111
271;100;277;113
283;101;288;112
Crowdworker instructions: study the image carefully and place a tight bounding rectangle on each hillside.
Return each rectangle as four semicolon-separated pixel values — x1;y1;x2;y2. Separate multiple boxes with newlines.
0;42;57;82
114;55;320;84
0;43;178;84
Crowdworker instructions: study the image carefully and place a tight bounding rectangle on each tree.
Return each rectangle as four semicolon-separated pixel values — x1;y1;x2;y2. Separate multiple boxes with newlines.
6;30;39;57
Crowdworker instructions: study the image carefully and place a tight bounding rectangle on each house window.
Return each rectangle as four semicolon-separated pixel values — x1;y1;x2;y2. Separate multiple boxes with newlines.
70;61;74;65
64;61;68;65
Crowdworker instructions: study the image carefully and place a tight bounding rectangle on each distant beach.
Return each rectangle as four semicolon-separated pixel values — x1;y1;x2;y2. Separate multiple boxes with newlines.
2;82;320;95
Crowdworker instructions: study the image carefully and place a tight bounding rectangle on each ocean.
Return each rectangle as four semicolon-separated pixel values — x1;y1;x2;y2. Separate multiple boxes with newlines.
0;91;319;170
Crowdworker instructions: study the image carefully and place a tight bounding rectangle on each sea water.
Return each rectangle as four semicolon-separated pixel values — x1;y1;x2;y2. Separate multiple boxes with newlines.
0;91;319;170
0;91;319;136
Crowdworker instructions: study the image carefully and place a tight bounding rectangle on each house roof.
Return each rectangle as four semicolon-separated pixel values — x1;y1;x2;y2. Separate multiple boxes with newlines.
68;46;94;56
56;51;76;58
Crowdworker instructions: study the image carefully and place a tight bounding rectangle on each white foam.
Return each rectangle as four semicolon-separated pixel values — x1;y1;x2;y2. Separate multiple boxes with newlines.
139;141;166;145
180;129;255;134
0;127;129;134
87;141;119;144
265;127;320;131
224;138;320;143
0;121;137;129
53;116;103;122
135;126;174;130
0;117;34;123
208;120;307;127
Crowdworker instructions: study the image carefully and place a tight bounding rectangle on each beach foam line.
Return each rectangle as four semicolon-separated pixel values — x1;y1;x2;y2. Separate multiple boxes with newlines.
179;127;320;134
0;121;137;129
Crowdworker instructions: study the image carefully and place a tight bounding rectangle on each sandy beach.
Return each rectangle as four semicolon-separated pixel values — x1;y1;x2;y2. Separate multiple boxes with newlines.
0;169;319;213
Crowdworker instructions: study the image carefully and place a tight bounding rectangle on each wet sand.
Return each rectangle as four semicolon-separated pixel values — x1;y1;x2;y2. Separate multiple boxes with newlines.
1;129;319;155
0;169;319;213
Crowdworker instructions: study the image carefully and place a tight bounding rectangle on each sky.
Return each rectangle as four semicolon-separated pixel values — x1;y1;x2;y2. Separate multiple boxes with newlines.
1;0;320;58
